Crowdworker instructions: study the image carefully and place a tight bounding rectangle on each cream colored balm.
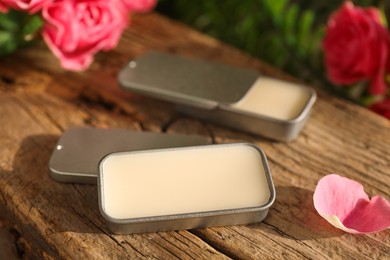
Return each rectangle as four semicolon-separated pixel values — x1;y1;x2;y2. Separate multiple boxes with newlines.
99;144;271;220
232;77;311;120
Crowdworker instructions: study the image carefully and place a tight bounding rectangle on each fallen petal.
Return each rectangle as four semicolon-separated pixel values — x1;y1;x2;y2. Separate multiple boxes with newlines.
313;174;390;233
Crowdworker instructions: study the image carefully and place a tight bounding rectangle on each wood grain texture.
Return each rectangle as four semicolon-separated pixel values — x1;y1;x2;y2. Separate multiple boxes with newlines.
0;219;20;259
0;12;389;259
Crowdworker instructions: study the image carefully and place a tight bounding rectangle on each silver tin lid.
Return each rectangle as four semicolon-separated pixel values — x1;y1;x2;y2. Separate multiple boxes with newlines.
118;52;259;109
49;127;211;184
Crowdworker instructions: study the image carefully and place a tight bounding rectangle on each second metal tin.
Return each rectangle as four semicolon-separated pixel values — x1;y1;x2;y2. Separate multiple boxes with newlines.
119;52;316;141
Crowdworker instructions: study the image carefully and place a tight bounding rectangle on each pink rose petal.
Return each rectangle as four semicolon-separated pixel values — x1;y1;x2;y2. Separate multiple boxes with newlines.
0;2;9;13
121;0;156;13
313;174;390;234
1;0;54;13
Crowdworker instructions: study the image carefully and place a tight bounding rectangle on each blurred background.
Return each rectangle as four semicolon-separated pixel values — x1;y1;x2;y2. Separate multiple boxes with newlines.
156;0;389;98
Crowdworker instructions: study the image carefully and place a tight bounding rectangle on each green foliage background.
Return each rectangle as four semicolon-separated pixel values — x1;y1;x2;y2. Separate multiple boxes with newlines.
0;10;42;56
157;0;389;99
1;1;389;104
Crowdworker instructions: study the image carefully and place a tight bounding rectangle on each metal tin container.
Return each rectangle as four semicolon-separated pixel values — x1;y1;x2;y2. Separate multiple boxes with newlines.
49;127;211;184
98;143;275;234
118;52;316;141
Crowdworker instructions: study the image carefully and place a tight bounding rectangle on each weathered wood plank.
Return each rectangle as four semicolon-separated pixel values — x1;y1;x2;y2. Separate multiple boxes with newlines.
0;12;389;259
0;92;227;259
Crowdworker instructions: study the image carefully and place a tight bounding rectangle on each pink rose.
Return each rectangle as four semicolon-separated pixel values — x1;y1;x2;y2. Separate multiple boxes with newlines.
323;2;390;95
370;99;390;119
1;0;54;13
0;2;9;13
121;0;156;13
42;0;129;71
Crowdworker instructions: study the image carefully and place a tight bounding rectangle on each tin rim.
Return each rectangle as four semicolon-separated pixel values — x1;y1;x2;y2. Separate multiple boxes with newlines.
97;143;276;225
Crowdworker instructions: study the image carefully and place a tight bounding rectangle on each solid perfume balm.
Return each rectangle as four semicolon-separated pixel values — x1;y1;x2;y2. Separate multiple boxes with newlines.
233;77;312;120
99;144;271;219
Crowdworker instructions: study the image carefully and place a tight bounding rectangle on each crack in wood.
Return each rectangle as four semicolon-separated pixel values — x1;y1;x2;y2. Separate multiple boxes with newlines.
262;222;306;243
146;236;183;259
71;184;86;200
39;109;65;133
176;232;223;258
189;230;236;259
8;228;25;258
200;122;216;144
242;223;333;259
78;92;117;112
160;116;181;133
69;206;131;255
0;75;15;85
11;97;47;130
77;94;146;131
122;240;148;258
158;233;196;260
137;120;146;131
233;226;311;259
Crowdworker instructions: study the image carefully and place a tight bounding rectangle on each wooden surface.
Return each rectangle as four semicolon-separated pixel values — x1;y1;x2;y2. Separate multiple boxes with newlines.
0;12;389;259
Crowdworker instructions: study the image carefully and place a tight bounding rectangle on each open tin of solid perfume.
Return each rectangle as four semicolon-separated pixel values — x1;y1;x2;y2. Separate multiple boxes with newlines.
98;143;275;234
49;127;211;184
118;52;316;141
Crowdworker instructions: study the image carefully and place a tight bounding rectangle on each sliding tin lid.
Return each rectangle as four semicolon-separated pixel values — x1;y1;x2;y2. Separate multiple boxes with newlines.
49;127;211;183
118;51;259;109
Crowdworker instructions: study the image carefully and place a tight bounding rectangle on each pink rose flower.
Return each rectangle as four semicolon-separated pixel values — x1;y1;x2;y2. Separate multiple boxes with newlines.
1;0;54;13
370;99;390;119
42;0;129;71
0;2;9;13
323;2;390;95
121;0;156;13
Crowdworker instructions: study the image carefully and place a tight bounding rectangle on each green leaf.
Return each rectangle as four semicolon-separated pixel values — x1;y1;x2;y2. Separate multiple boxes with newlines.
297;10;314;55
23;15;43;36
262;0;288;26
0;13;20;31
283;3;299;46
0;31;12;44
0;31;18;55
0;10;43;57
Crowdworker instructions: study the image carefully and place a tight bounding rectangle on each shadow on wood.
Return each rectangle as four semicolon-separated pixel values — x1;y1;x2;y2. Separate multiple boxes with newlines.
5;134;110;236
254;185;344;240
